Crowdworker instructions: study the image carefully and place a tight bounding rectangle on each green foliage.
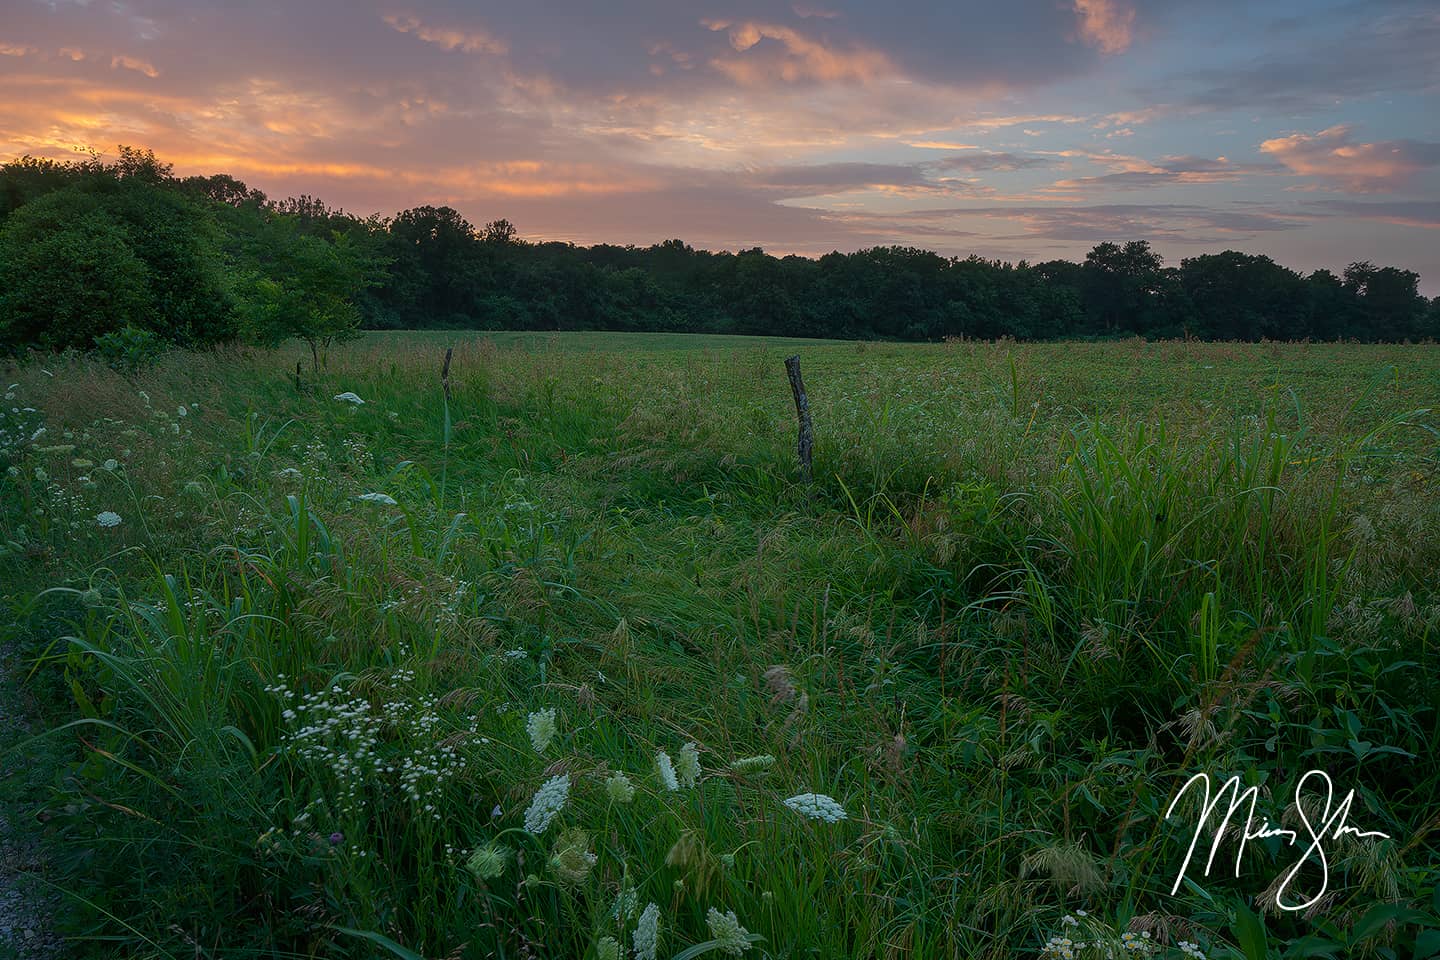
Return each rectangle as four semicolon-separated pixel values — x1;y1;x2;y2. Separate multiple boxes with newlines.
93;324;167;372
1;337;1436;959
0;201;150;350
237;217;387;370
0;167;235;352
1;146;1432;348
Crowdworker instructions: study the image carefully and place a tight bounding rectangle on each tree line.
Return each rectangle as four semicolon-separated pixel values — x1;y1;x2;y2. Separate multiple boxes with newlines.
1;147;1435;359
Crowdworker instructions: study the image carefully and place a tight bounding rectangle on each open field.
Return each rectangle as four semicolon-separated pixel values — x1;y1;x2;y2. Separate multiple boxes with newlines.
1;334;1438;959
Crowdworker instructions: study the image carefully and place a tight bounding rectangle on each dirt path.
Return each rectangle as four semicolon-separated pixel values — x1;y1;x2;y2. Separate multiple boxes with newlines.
0;645;59;960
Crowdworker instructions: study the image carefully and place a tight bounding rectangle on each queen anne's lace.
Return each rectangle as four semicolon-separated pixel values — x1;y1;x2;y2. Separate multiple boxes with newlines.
633;902;660;960
706;907;752;956
527;708;557;753
523;774;570;834
656;750;679;791
677;742;701;786
783;792;847;823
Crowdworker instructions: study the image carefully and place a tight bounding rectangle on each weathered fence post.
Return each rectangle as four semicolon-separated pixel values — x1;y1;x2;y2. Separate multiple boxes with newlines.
295;359;302;393
785;354;813;483
441;346;453;403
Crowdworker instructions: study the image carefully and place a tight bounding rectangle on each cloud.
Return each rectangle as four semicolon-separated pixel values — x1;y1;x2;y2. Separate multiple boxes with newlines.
1260;125;1440;192
1173;5;1440;111
382;12;507;55
1307;200;1440;229
110;54;159;78
701;19;894;85
1047;154;1280;191
1073;0;1136;54
931;151;1057;172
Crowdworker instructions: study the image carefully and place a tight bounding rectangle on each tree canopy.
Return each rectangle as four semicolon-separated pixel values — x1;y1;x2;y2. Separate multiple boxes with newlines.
1;147;1435;354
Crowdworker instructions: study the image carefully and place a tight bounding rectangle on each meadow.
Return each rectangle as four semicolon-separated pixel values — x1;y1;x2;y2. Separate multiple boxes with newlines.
1;333;1438;959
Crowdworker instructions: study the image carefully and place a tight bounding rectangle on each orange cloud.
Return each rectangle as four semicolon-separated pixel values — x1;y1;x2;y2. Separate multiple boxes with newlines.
1;43;35;57
701;19;893;85
110;55;159;78
383;13;506;55
1260;125;1440;192
1073;0;1135;55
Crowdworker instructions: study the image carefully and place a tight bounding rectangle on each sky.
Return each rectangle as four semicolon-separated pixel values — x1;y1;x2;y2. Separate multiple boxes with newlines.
2;0;1438;293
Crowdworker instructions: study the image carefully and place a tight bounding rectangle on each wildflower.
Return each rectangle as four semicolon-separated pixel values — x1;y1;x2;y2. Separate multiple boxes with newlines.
677;742;701;787
467;842;510;880
523;774;569;834
275;467;301;479
504;649;528;660
526;707;557;754
356;492;398;505
328;832;344;846
102;458;118;471
96;511;123;528
595;936;620;960
632;902;660;960
333;392;365;405
656;750;679;791
29;426;45;442
613;883;638;921
548;828;597;884
606;771;635;803
176;405;187;417
728;755;776;773
706;907;753;956
783;792;847;823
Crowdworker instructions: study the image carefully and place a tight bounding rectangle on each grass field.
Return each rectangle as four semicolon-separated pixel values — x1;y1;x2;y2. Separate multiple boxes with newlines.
1;333;1438;959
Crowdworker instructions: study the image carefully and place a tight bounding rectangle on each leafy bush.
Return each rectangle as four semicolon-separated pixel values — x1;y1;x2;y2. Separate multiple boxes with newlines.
94;325;167;372
0;179;234;353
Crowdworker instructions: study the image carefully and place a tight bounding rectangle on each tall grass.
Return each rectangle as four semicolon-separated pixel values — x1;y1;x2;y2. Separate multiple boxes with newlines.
1;336;1437;959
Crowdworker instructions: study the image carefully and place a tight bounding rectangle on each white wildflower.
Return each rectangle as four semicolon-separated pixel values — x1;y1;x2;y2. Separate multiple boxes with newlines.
333;392;365;404
677;742;701;787
102;458;118;471
605;771;635;803
95;511;122;528
728;755;776;773
275;467;301;479
655;750;679;791
706;907;752;956
595;936;620;960
176;405;187;417
356;492;398;505
526;707;557;754
29;427;45;442
613;883;638;922
523;774;569;834
783;792;847;823
632;902;660;960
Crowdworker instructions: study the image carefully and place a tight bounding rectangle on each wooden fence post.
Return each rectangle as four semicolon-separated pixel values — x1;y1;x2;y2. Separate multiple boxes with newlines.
441;347;453;403
785;354;813;483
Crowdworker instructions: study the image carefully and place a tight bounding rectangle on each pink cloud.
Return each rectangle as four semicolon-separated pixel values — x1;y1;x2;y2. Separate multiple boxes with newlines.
1260;125;1440;192
1073;0;1135;55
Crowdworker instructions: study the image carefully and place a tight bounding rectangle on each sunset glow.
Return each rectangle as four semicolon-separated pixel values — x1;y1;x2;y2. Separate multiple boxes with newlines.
2;0;1437;290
